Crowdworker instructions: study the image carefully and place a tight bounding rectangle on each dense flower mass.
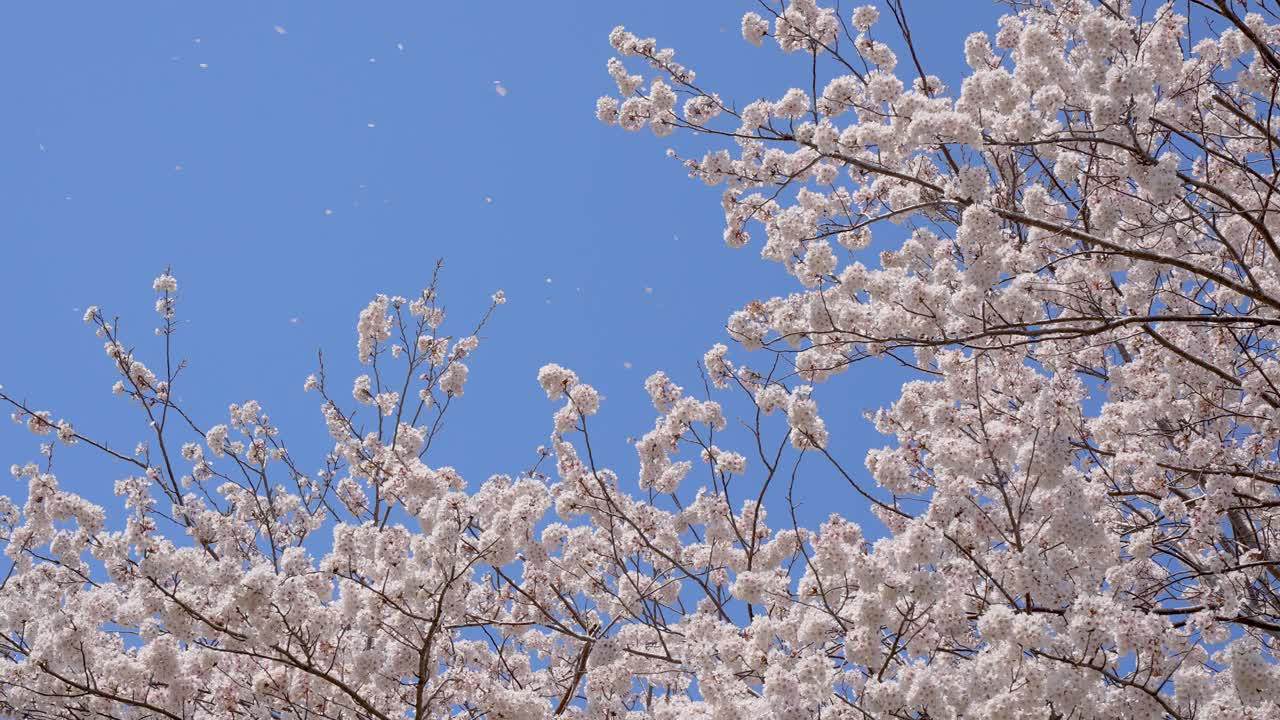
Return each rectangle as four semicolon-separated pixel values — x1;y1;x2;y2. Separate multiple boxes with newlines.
1;1;1280;718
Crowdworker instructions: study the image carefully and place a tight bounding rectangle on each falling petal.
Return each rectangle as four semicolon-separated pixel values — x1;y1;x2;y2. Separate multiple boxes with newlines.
494;81;508;96
273;25;287;35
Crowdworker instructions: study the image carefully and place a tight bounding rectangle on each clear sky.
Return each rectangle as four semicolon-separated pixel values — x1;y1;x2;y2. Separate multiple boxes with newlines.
0;1;1007;533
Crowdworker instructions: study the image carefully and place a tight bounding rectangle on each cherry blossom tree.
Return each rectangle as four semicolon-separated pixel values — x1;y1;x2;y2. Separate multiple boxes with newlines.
3;1;1280;718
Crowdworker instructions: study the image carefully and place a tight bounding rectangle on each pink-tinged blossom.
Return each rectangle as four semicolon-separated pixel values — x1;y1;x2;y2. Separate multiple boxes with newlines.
741;11;768;45
851;5;878;32
439;361;467;396
356;294;392;362
151;272;177;293
537;363;578;399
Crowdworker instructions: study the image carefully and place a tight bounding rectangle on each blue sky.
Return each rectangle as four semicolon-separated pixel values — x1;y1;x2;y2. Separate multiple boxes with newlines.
0;1;1006;533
